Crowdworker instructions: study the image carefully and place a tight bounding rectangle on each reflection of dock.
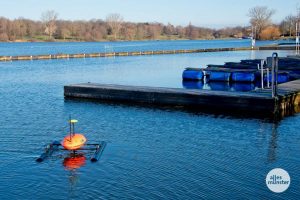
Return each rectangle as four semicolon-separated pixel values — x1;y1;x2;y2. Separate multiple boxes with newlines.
0;45;296;62
64;80;300;118
267;123;279;163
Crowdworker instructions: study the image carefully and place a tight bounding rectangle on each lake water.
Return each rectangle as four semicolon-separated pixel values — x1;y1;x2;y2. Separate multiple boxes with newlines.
0;40;299;199
0;39;277;56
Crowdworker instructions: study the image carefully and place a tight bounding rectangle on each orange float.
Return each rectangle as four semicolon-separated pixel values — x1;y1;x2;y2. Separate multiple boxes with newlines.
61;119;87;150
62;134;87;150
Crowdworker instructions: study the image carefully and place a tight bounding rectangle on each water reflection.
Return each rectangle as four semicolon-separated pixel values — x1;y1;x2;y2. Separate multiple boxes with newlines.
250;50;255;60
182;80;204;89
63;154;86;170
231;82;255;92
209;82;231;91
267;123;279;163
63;154;86;198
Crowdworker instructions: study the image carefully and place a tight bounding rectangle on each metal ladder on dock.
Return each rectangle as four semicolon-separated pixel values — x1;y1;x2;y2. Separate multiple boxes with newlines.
259;53;278;98
258;59;269;89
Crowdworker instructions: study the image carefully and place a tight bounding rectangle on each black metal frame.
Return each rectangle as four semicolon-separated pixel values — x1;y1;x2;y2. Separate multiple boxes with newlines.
36;141;106;163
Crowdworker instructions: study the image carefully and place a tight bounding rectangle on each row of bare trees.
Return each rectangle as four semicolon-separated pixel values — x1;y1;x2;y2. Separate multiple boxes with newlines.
0;14;245;42
0;7;299;42
279;9;300;37
248;6;300;40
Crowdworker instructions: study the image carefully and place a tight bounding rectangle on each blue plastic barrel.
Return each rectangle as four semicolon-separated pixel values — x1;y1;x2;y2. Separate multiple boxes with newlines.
182;69;204;80
209;71;231;82
264;72;289;84
231;72;255;82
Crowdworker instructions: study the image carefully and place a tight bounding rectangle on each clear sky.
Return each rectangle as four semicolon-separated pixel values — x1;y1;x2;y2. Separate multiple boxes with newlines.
1;0;299;28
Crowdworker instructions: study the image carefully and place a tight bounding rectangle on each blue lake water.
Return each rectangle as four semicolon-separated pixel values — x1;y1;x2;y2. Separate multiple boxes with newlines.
0;41;299;199
0;39;278;56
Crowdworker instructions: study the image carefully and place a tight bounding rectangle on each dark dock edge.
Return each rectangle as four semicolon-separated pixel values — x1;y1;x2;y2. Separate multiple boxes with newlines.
63;82;300;118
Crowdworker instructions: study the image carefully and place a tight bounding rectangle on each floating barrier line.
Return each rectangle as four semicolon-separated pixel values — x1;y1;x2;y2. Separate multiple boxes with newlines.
0;46;295;62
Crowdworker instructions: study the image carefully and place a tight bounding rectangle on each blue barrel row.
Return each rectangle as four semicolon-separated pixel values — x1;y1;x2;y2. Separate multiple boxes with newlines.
182;80;256;92
182;68;290;84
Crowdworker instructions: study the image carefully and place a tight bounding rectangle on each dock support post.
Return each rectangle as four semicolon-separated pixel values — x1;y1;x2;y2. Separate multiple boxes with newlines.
296;22;299;55
271;53;278;98
267;68;270;88
260;64;263;89
259;60;264;89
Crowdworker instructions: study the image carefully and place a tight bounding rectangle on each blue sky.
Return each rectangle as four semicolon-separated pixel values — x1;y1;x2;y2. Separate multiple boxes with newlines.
1;0;299;28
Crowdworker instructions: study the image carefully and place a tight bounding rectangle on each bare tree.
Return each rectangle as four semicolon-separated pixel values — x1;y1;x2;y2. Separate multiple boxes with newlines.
248;6;275;39
280;15;296;37
120;22;135;40
297;7;300;22
186;22;199;39
41;10;58;39
176;25;185;38
147;24;161;40
106;13;123;40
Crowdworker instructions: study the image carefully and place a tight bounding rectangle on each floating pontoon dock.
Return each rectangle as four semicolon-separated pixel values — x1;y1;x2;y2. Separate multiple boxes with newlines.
64;80;300;117
64;54;300;118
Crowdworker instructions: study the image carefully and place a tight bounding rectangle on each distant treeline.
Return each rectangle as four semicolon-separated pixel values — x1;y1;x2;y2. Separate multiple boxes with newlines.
0;7;298;42
0;17;250;42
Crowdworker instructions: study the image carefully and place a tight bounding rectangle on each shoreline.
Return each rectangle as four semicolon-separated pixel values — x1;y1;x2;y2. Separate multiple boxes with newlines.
1;37;256;43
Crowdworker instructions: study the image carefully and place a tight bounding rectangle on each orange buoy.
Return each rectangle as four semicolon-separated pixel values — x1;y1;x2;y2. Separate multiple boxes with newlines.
62;133;87;150
61;118;87;150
